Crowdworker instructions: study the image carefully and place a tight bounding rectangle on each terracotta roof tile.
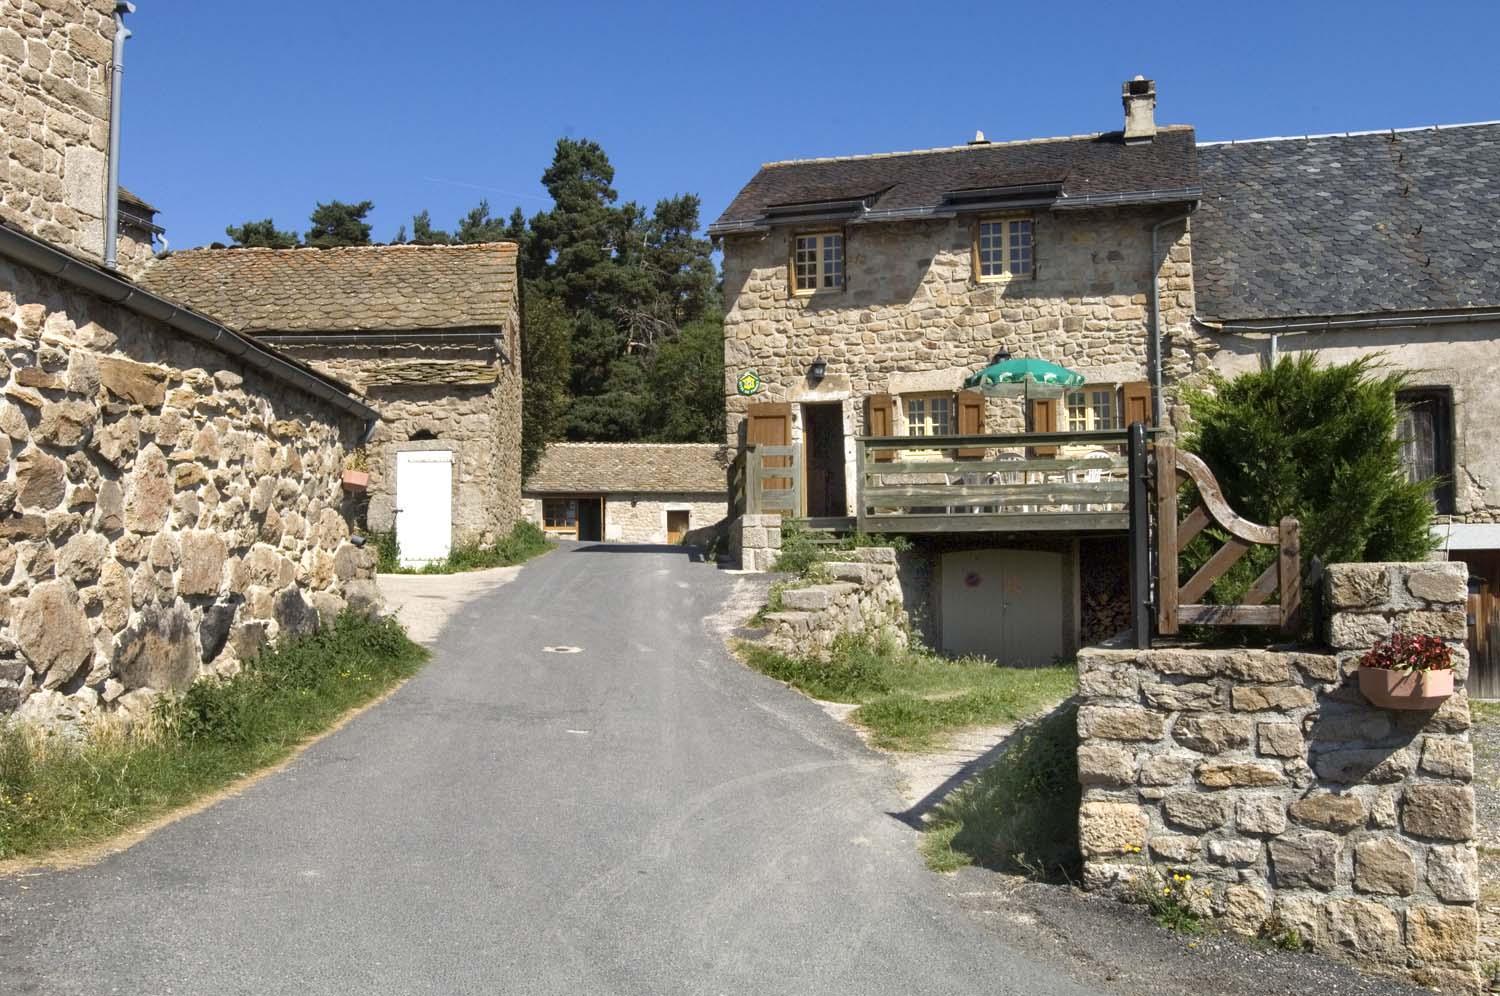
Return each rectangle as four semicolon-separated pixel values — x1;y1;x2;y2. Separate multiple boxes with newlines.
138;242;518;333
525;443;729;494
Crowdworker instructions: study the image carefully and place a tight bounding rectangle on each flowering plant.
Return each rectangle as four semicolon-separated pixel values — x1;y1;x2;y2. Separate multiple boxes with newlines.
1356;632;1453;672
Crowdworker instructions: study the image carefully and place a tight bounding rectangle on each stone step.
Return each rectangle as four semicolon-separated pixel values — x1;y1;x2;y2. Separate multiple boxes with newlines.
781;582;859;612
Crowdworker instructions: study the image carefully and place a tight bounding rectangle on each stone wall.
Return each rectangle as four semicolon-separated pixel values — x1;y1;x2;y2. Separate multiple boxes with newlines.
1077;561;1477;991
275;336;522;546
0;1;117;263
757;547;907;656
719;209;1206;513
0;255;377;731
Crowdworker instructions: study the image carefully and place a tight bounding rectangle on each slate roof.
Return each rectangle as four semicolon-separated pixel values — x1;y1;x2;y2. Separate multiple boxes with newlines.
710;127;1199;233
139;242;519;333
524;443;729;494
1193;123;1500;321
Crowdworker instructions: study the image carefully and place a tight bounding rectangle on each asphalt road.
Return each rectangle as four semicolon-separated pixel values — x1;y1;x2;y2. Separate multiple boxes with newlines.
0;543;1097;996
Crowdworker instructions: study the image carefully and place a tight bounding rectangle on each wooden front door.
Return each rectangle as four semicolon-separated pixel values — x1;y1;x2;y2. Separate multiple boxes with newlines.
666;509;690;544
745;402;793;512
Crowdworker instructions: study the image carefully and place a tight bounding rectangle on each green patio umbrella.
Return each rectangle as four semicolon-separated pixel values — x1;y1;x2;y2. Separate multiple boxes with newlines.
963;352;1086;392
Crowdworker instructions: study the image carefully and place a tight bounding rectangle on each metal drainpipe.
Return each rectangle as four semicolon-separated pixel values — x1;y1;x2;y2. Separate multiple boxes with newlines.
103;1;134;270
1150;207;1195;427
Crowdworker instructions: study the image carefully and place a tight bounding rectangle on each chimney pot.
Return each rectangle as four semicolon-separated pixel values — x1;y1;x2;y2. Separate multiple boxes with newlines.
968;130;990;145
1122;76;1157;143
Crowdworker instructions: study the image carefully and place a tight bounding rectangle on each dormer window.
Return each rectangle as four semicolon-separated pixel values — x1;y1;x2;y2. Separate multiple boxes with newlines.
975;217;1033;281
793;232;844;294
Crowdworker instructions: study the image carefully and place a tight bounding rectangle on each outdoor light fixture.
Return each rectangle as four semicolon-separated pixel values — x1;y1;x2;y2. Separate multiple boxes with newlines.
809;356;828;381
992;349;1013;364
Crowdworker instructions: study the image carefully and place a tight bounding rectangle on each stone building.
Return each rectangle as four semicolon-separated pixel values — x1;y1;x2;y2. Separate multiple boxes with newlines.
711;78;1197;662
522;443;728;544
140;242;523;566
0;0;382;729
1190;124;1500;698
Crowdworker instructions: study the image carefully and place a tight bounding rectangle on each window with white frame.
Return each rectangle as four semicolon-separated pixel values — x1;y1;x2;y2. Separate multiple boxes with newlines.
976;218;1034;280
1066;386;1120;432
905;394;954;437
793;232;844;293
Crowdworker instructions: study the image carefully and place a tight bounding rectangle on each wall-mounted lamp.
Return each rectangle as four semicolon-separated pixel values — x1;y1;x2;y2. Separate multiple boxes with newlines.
809;356;828;382
992;348;1012;364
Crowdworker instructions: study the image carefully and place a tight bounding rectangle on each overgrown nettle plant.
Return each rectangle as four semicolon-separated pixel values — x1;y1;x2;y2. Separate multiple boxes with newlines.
1356;632;1455;710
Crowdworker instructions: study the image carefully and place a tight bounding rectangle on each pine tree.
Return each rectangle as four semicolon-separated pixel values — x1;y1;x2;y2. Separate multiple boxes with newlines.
305;200;375;248
224;218;299;248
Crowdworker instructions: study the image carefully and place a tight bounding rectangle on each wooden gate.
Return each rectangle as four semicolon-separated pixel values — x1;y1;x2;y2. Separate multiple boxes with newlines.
1153;437;1301;637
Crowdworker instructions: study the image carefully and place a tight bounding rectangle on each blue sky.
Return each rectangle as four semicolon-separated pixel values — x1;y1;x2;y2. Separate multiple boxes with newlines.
122;0;1500;250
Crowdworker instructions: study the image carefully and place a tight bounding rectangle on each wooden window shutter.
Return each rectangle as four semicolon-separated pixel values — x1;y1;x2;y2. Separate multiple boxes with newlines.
1121;381;1152;428
956;390;985;459
866;394;895;462
1029;398;1059;457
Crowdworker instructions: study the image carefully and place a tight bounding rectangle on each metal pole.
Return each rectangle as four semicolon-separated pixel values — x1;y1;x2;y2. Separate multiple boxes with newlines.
1127;422;1152;649
103;2;135;270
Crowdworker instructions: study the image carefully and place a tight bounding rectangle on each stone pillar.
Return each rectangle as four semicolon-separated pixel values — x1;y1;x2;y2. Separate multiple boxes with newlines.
730;514;782;572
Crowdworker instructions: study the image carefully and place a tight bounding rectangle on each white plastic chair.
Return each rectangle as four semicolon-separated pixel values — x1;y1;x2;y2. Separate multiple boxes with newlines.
1068;448;1116;511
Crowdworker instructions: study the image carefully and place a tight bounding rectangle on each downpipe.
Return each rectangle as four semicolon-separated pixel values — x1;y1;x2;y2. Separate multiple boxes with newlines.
103;1;134;270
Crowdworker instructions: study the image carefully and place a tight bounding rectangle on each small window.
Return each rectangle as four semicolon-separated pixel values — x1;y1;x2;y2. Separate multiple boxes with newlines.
1397;389;1455;514
793;232;844;293
542;498;579;531
976;218;1034;280
1066;386;1120;432
905;393;954;437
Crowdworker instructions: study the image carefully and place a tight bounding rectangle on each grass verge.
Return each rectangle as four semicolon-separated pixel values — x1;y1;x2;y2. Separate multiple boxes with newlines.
0;613;427;861
374;521;552;574
741;634;1076;752
918;701;1081;878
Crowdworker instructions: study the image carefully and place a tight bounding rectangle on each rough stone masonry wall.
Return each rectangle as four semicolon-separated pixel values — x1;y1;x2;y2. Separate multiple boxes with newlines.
0;0;136;266
758;547;908;656
720;209;1209;452
729;512;781;572
277;334;522;546
1077;561;1477;992
0;257;378;731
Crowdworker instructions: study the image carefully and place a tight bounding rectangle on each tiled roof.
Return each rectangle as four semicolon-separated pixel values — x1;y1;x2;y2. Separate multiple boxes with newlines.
710;127;1199;232
139;242;518;333
524;443;729;494
1194;123;1500;321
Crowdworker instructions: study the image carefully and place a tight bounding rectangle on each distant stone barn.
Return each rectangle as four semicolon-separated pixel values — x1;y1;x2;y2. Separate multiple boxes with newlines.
522;443;729;544
141;244;523;564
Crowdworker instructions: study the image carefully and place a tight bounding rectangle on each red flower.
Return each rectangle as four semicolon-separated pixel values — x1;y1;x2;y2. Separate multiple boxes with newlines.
1356;632;1453;672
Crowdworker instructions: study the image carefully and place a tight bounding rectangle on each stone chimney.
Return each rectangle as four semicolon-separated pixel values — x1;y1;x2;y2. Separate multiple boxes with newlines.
1122;76;1157;143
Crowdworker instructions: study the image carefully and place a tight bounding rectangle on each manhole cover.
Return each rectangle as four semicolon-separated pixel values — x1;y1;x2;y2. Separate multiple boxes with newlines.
542;646;583;654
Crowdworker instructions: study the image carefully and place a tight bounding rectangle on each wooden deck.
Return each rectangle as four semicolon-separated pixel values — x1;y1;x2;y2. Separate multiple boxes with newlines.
855;429;1131;534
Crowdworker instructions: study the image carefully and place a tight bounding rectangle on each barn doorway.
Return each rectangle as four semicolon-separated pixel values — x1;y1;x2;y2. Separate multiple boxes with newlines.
576;496;604;542
666;509;690;544
802;402;847;518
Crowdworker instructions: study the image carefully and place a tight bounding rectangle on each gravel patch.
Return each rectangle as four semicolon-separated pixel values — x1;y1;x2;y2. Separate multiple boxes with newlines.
947;870;1439;996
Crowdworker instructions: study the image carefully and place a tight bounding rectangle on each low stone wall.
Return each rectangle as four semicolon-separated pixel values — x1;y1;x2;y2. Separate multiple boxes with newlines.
1076;561;1477;991
759;548;907;655
0;257;379;733
729;513;781;572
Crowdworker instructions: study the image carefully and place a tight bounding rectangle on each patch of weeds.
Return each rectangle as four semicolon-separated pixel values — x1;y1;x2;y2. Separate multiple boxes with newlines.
772;521;823;575
370;529;401;573
919;702;1082;879
1135;868;1207;935
744;635;1074;751
381;521;552;575
0;614;426;861
1257;914;1312;952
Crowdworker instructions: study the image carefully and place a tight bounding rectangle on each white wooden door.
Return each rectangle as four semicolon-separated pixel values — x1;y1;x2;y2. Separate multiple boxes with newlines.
395;450;452;567
940;549;1065;665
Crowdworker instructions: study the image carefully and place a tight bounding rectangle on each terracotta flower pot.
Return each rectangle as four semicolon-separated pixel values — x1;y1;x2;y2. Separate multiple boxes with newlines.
1358;666;1454;710
341;469;370;492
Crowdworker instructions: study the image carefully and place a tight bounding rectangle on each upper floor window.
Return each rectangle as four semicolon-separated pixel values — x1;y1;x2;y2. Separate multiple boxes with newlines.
976;218;1033;280
905;393;954;437
1066;386;1120;432
1397;388;1455;514
793;232;844;293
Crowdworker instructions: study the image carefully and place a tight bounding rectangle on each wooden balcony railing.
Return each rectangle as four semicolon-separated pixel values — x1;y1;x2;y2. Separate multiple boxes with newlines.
856;429;1131;534
743;443;801;516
